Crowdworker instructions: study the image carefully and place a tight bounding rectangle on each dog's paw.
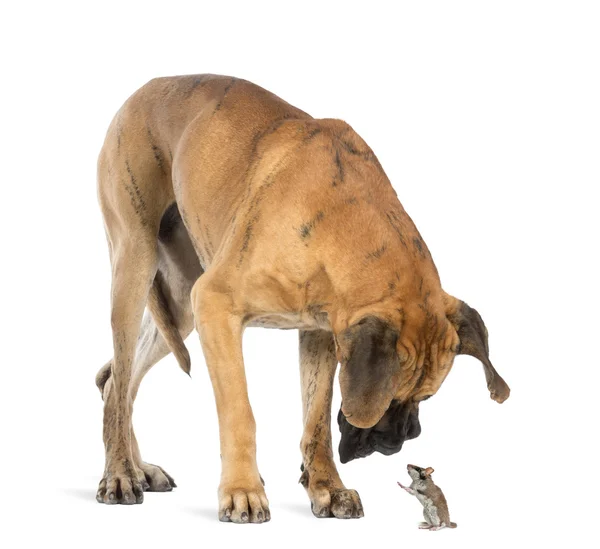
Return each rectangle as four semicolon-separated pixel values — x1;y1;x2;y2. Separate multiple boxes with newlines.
97;466;144;505
138;462;176;492
330;489;364;518
301;465;363;519
218;481;270;523
311;487;363;519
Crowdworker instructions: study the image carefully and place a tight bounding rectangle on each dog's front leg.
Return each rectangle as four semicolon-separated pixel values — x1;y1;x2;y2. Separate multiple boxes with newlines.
192;277;269;524
299;330;364;518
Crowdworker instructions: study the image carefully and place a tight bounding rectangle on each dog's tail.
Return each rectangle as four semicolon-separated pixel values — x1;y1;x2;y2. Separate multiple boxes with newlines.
146;272;191;377
95;359;113;397
95;273;191;397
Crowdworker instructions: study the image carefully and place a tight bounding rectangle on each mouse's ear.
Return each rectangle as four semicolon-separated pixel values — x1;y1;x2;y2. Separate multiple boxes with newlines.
424;467;434;476
444;294;510;403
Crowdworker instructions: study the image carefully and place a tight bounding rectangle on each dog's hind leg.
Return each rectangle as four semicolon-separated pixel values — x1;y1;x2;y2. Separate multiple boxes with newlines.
97;308;187;493
96;206;202;493
298;330;364;519
95;123;175;504
96;230;159;505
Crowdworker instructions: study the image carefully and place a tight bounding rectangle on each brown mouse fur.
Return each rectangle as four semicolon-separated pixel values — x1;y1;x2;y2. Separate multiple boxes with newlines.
398;464;457;530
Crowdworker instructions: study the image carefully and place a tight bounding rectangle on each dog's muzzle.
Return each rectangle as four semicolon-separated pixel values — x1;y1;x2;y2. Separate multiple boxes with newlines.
337;400;421;463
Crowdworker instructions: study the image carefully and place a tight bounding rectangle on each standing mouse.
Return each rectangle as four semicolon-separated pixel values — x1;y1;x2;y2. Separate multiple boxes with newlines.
397;464;457;531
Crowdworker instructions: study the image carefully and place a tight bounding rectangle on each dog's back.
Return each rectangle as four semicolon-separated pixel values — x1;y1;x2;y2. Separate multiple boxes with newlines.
98;75;421;309
98;74;309;214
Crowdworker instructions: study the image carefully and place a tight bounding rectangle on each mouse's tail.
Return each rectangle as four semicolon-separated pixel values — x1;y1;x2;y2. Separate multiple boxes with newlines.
449;522;457;528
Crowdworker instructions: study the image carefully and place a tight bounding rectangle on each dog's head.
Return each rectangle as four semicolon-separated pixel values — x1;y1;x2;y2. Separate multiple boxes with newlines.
335;294;510;463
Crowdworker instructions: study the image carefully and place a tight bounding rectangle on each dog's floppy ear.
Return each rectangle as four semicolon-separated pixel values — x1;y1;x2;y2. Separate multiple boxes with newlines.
337;316;403;429
446;296;510;403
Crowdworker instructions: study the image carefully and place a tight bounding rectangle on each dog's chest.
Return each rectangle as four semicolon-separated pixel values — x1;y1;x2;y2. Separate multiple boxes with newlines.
247;311;328;331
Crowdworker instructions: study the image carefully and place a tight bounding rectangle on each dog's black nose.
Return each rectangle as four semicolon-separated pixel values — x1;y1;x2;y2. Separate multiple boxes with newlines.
337;401;421;463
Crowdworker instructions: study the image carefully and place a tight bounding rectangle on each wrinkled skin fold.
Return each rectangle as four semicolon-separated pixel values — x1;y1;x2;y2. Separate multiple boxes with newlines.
337;401;422;463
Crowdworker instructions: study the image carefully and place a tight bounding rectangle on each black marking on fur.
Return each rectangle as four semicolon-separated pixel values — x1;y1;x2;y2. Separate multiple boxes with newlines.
204;224;214;254
248;114;295;158
386;210;408;248
184;74;211;98
306;303;329;326
423;291;430;306
335;135;384;174
366;243;387;260
304;128;322;142
116;116;123;154
338;139;378;163
345;141;379;166
124;160;148;226
191;75;208;90
332;147;345;186
413;236;427;258
147;127;167;175
240;217;257;255
299;211;325;240
214;77;237;112
179;206;206;267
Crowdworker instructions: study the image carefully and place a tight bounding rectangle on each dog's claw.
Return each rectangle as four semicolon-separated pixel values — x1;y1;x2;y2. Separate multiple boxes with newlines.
219;507;232;522
97;465;146;505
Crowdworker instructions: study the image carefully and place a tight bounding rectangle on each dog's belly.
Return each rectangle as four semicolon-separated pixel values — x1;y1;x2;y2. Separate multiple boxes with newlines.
247;312;327;331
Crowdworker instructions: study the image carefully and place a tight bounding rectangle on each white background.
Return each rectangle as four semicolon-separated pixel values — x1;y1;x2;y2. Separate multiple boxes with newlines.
2;1;599;547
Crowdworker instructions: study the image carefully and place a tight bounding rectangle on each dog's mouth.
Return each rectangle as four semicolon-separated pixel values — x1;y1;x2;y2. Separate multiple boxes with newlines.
337;400;421;463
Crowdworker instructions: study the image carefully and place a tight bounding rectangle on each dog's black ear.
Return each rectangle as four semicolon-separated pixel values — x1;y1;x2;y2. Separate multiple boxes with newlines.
446;298;510;403
337;316;403;428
